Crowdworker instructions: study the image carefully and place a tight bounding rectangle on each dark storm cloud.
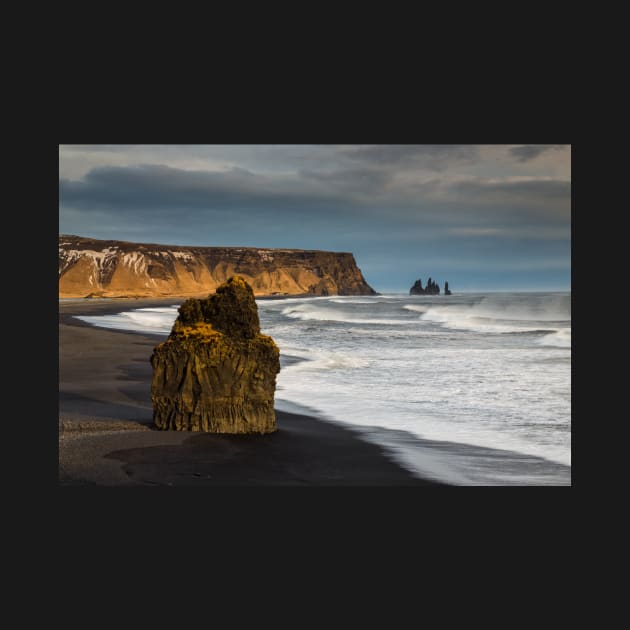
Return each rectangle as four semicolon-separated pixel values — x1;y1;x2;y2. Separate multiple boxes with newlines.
342;144;480;170
510;145;567;162
60;163;570;228
59;164;351;214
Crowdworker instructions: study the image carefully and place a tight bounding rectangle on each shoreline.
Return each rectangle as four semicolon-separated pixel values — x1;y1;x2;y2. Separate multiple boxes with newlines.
59;299;443;485
59;299;571;485
59;292;362;302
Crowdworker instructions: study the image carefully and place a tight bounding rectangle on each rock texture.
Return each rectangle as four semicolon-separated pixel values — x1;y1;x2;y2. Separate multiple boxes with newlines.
59;235;376;298
410;277;441;295
150;276;280;433
410;278;424;294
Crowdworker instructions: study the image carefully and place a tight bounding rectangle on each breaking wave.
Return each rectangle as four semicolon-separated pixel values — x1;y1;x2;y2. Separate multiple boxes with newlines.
415;294;570;335
76;306;178;335
538;328;571;348
281;304;414;325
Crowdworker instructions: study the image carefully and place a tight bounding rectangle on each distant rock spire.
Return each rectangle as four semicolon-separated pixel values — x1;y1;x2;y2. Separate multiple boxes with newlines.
410;276;441;295
445;281;451;295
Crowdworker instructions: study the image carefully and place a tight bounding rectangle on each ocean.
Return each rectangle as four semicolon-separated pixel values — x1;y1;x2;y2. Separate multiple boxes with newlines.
75;291;571;485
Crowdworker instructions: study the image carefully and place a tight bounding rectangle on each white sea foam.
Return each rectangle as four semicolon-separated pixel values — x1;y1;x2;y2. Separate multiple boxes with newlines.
538;328;571;348
424;294;569;322
283;348;371;371
76;306;178;335
256;295;336;305
403;304;428;314
416;294;570;334
281;304;414;325
329;298;381;304
420;312;557;334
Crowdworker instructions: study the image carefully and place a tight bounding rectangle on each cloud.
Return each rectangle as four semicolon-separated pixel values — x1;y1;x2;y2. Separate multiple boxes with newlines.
298;167;393;194
445;177;570;212
341;144;480;171
510;145;568;162
59;163;571;245
60;164;349;214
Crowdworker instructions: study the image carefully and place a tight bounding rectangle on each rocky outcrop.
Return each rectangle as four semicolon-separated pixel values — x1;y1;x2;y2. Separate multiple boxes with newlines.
58;235;376;298
410;277;441;295
410;279;424;294
444;281;452;295
150;276;280;433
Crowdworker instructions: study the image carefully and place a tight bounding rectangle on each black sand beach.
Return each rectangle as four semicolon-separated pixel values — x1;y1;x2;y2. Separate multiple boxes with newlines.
59;299;443;485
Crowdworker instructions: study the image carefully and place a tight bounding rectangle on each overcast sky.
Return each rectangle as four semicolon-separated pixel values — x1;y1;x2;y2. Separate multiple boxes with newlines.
59;144;571;292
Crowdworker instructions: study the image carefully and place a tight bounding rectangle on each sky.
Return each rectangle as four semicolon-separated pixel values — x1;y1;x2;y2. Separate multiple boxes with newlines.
59;144;571;292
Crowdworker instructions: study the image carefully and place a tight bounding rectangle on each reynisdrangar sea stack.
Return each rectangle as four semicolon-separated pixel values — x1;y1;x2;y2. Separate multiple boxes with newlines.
150;276;280;433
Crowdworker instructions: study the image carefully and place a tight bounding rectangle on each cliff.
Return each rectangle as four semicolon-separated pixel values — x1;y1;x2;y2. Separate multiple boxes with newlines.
59;235;376;298
151;276;280;433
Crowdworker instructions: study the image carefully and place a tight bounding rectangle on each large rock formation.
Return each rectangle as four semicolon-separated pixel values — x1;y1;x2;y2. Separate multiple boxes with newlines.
444;281;452;295
59;235;376;298
409;278;424;294
410;277;441;295
150;276;280;433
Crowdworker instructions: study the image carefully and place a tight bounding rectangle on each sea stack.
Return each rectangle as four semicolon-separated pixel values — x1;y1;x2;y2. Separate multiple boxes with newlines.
445;281;452;295
410;277;440;295
410;278;424;294
150;276;280;433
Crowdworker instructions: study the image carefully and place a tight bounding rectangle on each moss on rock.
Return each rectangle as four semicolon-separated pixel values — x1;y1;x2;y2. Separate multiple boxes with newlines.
151;276;280;433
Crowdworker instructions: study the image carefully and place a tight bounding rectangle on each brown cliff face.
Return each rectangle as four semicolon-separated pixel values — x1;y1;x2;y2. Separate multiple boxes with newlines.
58;235;376;298
151;276;280;433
